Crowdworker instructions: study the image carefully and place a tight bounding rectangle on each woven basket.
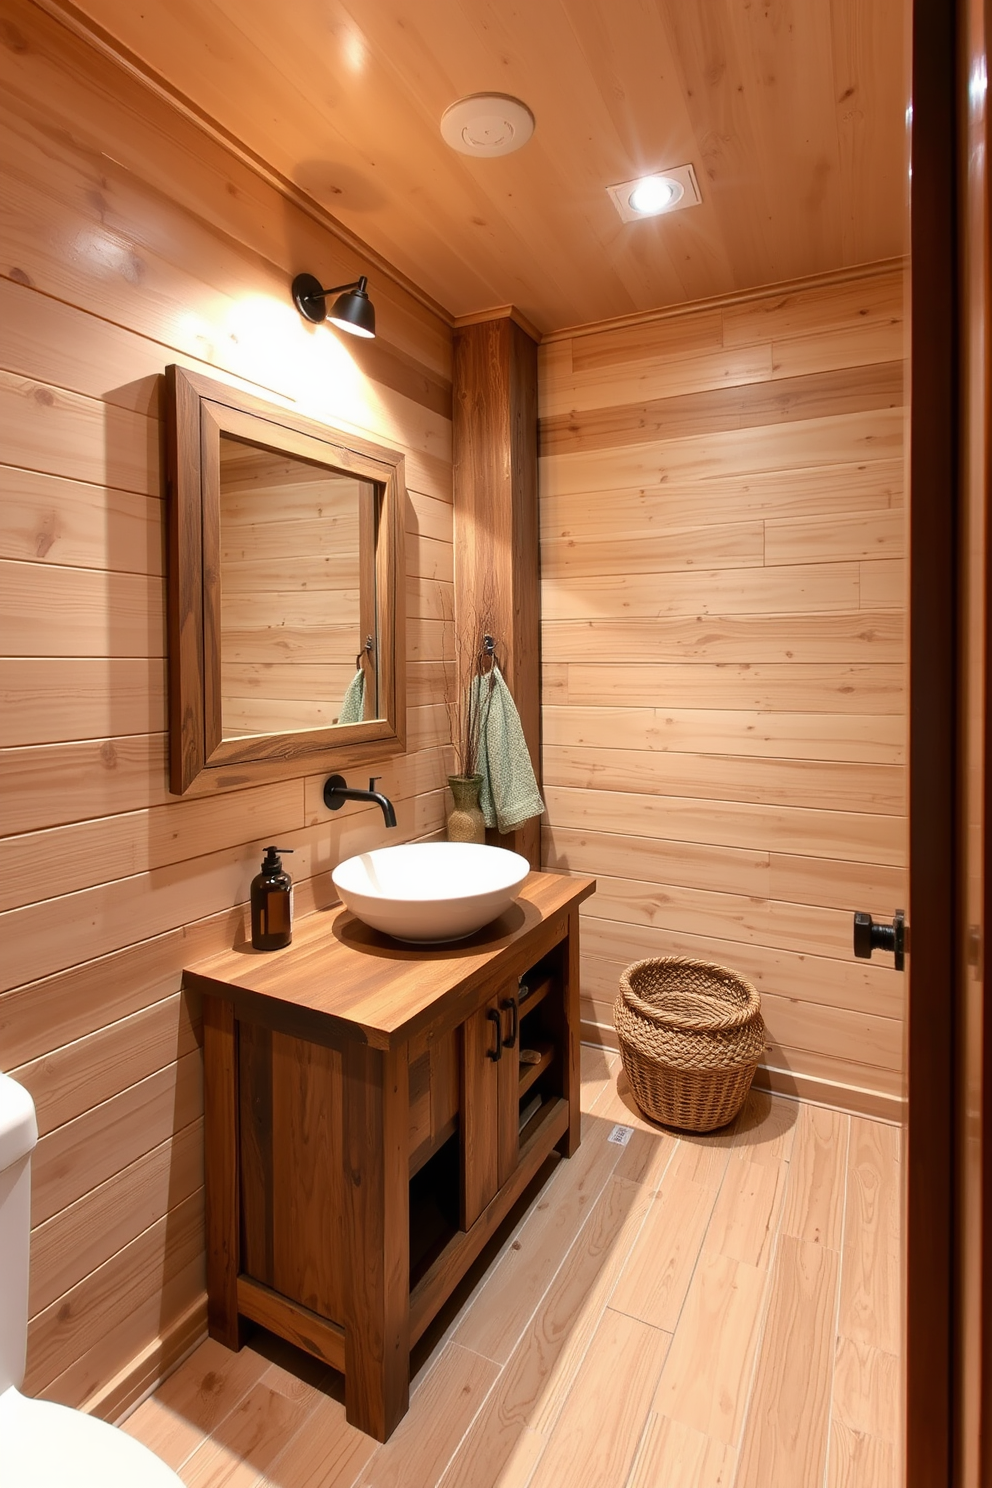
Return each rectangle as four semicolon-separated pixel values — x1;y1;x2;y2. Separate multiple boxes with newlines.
613;957;765;1132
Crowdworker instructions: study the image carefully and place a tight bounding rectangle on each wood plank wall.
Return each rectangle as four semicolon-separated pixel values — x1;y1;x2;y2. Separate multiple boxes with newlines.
538;263;907;1120
0;0;454;1419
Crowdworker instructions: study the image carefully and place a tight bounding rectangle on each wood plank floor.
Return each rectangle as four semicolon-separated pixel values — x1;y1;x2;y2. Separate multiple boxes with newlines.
124;1047;903;1488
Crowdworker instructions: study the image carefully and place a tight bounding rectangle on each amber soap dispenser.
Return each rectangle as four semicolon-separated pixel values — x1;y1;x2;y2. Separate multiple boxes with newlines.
251;846;294;951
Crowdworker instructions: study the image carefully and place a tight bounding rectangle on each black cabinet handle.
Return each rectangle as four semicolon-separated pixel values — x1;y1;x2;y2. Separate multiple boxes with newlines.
853;909;907;971
501;997;518;1048
486;1007;503;1061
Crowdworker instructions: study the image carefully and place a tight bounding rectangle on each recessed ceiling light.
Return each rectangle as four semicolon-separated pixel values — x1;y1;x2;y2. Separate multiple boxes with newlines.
440;94;535;157
628;176;683;214
607;164;702;223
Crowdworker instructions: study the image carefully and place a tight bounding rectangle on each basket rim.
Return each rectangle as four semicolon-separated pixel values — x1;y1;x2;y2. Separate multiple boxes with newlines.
619;955;761;1032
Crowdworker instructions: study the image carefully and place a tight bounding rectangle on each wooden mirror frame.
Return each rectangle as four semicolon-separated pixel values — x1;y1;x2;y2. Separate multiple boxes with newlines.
165;366;406;795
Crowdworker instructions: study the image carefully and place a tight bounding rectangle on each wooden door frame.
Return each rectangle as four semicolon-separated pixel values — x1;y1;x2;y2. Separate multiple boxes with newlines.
908;0;991;1482
907;0;957;1480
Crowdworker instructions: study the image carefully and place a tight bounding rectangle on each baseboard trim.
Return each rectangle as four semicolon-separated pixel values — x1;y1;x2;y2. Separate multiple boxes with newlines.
751;1062;905;1125
580;1023;906;1125
83;1295;208;1424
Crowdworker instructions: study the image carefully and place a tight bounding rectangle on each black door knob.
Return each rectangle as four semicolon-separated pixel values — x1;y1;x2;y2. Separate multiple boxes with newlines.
853;910;907;971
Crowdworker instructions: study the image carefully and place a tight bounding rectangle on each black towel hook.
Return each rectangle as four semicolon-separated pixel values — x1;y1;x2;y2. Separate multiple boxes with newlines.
480;633;499;674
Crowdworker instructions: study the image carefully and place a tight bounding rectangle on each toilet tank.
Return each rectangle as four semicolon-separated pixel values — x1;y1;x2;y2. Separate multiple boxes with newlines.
0;1073;39;1395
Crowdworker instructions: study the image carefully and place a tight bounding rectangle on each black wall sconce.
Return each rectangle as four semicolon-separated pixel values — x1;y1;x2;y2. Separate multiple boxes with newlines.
291;273;376;338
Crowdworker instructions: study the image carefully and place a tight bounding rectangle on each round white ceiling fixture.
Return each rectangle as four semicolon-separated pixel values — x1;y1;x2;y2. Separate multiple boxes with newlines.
440;94;535;157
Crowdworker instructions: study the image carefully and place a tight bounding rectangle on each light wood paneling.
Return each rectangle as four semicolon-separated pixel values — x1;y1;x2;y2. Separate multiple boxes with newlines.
544;661;905;713
543;611;905;665
62;0;905;330
539;460;903;537
0;658;167;748
541;408;905;499
540;267;907;1111
0;0;453;1415
543;746;905;815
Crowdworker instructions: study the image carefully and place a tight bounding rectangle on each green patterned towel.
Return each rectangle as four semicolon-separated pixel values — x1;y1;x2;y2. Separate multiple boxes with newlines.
470;664;545;833
337;668;365;724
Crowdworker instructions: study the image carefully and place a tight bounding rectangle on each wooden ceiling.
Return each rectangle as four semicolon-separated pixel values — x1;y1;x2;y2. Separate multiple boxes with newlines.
70;0;909;333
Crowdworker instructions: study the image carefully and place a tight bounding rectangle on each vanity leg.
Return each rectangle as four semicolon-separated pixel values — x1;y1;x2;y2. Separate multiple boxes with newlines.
557;907;582;1159
342;1041;410;1441
203;996;246;1350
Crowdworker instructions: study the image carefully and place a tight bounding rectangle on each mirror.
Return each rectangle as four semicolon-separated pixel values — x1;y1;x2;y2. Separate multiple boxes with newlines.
218;437;375;738
166;367;406;795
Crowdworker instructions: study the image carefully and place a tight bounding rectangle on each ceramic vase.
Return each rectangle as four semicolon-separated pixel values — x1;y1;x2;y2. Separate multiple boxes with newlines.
446;774;486;843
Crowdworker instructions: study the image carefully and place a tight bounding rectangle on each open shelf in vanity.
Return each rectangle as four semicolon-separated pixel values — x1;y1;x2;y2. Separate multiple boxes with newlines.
184;869;594;1443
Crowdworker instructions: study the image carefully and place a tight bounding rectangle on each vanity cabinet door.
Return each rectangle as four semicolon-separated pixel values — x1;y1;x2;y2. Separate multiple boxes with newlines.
460;983;520;1230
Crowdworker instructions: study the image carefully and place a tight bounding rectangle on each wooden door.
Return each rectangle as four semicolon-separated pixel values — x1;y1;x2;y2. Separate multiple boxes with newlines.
908;0;992;1481
459;984;520;1230
957;0;992;1478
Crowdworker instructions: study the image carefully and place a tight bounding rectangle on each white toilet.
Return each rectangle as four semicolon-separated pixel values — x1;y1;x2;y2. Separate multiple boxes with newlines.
0;1071;184;1486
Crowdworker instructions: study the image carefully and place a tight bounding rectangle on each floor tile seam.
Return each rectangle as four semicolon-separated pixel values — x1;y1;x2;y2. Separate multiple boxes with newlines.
829;1338;902;1449
431;1331;552;1488
471;1125;632;1370
422;1343;509;1488
446;1117;624;1369
821;1112;853;1488
163;1358;280;1479
722;1149;792;1271
619;1406;658;1488
171;1416;244;1478
533;1307;673;1487
777;1112;845;1253
143;1417;215;1479
638;1127;681;1195
516;1437;547;1488
650;1141;732;1344
491;1428;549;1488
186;1371;326;1488
446;1166;659;1476
163;1340;292;1459
241;1388;358;1488
723;1152;791;1482
527;1173;665;1440
444;1150;580;1361
839;1122;899;1354
595;1316;674;1488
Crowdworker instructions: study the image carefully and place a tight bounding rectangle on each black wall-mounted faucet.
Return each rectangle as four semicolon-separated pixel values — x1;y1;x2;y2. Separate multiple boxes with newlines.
322;774;397;828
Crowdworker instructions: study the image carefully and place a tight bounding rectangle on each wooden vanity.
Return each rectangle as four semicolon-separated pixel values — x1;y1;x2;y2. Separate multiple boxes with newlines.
184;869;595;1441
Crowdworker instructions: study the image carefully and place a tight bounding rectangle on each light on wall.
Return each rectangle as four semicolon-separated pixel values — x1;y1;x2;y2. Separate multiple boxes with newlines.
291;273;377;338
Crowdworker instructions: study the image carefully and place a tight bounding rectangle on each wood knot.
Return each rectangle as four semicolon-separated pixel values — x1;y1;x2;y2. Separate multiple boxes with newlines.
0;21;28;52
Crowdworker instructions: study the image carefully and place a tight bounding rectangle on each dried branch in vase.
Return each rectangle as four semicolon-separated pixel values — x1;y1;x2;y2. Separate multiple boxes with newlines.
438;577;501;778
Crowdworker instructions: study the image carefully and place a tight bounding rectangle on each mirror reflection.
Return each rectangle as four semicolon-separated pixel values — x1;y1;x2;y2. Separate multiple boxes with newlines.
218;434;379;739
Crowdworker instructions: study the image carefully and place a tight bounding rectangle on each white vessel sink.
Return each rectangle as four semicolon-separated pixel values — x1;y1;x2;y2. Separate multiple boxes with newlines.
332;842;530;943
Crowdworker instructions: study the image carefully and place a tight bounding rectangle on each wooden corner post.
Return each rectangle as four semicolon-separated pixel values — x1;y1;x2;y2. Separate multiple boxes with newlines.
453;312;541;867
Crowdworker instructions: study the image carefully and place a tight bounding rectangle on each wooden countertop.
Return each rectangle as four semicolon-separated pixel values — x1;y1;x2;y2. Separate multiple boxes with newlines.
184;870;595;1050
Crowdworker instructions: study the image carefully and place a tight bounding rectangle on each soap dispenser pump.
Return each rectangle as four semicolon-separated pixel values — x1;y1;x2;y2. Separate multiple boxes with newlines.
251;846;295;951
